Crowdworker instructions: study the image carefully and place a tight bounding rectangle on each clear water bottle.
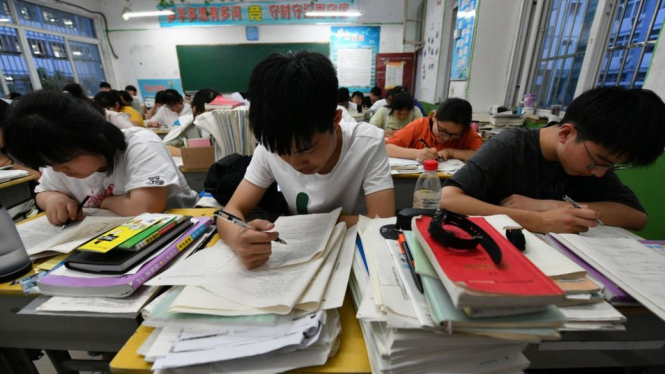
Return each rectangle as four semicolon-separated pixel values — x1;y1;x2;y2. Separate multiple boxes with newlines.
0;201;32;283
413;159;442;209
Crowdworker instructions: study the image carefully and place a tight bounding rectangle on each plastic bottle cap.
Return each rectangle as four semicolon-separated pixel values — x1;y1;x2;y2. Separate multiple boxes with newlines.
423;159;438;171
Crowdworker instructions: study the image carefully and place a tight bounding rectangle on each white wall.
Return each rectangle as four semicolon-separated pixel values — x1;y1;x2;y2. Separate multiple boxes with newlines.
97;0;405;92
644;33;665;99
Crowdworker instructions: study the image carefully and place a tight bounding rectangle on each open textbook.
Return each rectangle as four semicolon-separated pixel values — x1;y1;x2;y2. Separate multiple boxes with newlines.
17;209;129;259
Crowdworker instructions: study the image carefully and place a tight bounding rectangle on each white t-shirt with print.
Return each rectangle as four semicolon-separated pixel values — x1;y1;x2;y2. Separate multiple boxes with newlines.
244;121;393;216
35;128;198;210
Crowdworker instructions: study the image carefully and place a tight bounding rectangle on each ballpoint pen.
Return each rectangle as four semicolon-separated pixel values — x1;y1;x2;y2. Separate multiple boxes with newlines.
562;195;605;227
398;233;423;293
215;210;287;244
418;138;444;162
61;195;90;230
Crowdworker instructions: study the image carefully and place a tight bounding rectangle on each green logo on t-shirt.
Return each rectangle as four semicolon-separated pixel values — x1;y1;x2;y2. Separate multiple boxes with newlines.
296;192;309;214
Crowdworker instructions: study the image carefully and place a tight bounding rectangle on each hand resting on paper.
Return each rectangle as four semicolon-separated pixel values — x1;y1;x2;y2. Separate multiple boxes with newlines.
36;191;83;225
416;147;440;162
223;219;280;269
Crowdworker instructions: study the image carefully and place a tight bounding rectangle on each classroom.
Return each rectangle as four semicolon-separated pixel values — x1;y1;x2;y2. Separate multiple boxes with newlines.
1;0;665;373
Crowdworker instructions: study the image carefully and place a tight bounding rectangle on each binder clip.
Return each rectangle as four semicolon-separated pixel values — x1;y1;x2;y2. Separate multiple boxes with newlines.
505;226;526;252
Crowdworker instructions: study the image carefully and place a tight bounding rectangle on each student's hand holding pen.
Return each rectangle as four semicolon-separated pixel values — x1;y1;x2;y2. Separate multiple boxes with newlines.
38;192;86;226
534;204;601;234
416;147;441;162
215;210;282;269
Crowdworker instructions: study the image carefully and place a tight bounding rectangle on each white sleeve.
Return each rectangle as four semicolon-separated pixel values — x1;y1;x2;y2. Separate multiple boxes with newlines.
362;136;394;195
111;112;134;129
123;134;182;196
34;168;71;195
243;146;276;189
145;106;166;126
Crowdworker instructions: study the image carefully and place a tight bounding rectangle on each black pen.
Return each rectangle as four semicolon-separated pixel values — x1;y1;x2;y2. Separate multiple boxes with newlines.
562;195;604;227
398;233;423;293
61;195;90;230
215;210;287;244
418;138;444;162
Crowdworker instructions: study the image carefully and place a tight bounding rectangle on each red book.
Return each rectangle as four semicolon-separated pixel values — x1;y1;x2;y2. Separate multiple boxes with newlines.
204;95;244;109
414;215;565;308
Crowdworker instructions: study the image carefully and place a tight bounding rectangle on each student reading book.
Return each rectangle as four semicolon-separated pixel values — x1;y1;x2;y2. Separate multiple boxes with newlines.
441;87;665;233
217;51;395;269
3;90;198;226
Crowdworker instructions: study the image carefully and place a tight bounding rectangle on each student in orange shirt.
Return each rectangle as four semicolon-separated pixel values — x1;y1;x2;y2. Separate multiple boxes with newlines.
386;98;482;162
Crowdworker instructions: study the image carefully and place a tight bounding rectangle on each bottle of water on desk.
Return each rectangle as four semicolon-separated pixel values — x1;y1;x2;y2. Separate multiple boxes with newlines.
0;201;31;283
413;159;441;209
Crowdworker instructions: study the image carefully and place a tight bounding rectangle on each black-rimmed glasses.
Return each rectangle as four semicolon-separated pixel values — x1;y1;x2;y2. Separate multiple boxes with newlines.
577;132;630;172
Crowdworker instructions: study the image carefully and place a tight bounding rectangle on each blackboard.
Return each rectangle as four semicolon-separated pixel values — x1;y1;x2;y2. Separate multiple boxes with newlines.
176;43;330;93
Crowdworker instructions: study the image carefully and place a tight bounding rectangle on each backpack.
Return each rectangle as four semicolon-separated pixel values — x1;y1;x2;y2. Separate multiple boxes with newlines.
204;153;290;216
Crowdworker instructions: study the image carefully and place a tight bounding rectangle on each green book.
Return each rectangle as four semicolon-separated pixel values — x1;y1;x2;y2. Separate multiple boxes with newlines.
117;214;183;251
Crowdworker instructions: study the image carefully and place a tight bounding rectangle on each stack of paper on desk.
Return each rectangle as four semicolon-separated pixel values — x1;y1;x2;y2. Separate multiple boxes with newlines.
388;157;464;175
0;168;29;182
350;216;536;373
135;209;359;370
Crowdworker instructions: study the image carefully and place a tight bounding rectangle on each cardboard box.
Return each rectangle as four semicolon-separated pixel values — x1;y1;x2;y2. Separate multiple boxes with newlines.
181;146;215;171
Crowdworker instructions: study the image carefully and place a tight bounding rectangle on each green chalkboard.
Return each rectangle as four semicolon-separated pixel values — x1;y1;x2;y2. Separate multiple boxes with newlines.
176;43;330;93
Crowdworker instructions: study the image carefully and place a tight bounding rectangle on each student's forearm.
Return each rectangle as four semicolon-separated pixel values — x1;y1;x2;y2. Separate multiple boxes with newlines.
100;188;167;216
36;191;72;211
448;149;476;162
386;144;418;160
584;201;647;231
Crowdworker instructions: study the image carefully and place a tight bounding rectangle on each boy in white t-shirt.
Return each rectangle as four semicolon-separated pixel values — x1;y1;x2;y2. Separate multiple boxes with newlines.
3;90;198;225
218;51;395;269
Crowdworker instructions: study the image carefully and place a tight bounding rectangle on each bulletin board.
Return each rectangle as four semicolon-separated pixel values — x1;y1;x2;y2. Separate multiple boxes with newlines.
176;43;330;92
375;53;416;95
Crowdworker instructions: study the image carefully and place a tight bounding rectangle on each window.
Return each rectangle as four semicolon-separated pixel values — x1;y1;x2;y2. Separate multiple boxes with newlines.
0;26;32;93
0;0;13;23
0;1;106;94
529;0;599;109
596;0;664;88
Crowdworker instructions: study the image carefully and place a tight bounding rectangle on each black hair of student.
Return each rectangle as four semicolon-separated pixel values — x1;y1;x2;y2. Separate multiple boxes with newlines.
8;92;21;100
62;83;105;116
389;92;414;114
191;88;220;118
351;91;363;100
370;86;382;97
117;90;134;104
154;90;167;105
0;99;9;128
435;98;472;129
99;81;111;89
337;87;350;104
3;90;126;175
125;85;137;92
163;89;183;106
247;50;338;156
561;86;665;167
94;91;123;110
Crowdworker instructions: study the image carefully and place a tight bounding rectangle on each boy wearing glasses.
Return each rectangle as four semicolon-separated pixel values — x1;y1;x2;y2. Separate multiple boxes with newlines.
386;98;482;162
441;87;665;234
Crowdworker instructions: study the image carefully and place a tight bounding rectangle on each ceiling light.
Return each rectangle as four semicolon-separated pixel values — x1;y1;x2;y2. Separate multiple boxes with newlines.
305;11;361;17
72;51;82;56
122;10;174;21
0;18;10;22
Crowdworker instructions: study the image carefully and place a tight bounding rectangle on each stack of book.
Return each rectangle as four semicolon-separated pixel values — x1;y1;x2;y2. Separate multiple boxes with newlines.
131;209;359;371
203;95;245;110
0;168;30;183
36;213;214;298
195;107;255;159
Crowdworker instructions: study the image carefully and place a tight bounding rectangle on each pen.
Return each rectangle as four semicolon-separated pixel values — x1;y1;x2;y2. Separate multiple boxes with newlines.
562;195;604;227
418;138;444;162
398;233;423;293
215;210;287;244
61;195;90;230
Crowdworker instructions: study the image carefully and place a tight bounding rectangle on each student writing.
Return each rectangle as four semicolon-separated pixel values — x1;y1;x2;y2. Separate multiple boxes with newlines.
3;90;198;225
370;91;422;137
217;51;395;269
386;98;482;162
145;89;192;129
440;87;665;233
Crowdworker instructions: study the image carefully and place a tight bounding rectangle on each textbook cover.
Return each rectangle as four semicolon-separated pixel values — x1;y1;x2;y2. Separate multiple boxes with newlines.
77;213;168;253
204;96;244;110
118;215;188;251
38;217;213;298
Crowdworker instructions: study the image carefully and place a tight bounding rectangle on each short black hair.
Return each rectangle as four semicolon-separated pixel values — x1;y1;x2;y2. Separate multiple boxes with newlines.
351;91;363;100
154;90;167;104
370;86;382;96
435;98;472;129
337;87;350;104
125;85;137;92
163;89;183;106
4;90;126;175
8;92;21;100
191;88;220;117
93;91;122;109
117;90;133;103
389;92;414;113
562;87;665;167
63;83;105;116
99;81;111;89
247;50;338;156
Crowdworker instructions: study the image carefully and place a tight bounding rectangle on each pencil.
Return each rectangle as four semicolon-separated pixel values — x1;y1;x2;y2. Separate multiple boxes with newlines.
418;138;444;162
215;210;287;244
562;195;604;227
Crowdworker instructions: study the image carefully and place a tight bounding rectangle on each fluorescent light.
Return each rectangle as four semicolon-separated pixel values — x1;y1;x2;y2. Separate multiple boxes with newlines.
72;51;82;56
0;18;10;22
122;10;174;21
305;11;361;17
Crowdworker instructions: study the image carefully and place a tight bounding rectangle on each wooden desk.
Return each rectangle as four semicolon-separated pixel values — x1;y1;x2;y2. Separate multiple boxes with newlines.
110;293;371;374
0;208;218;374
392;172;450;211
150;128;170;139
